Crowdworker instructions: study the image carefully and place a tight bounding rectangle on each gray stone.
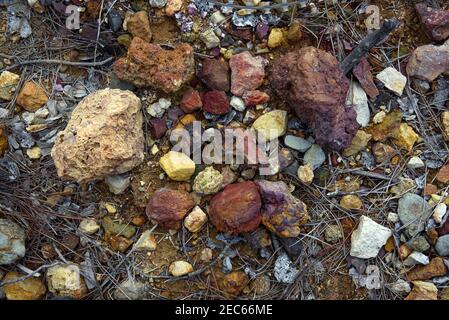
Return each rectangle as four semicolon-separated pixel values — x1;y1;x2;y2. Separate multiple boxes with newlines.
403;251;430;267
303;144;325;169
284;135;312;152
0;219;25;265
149;0;167;8
398;193;432;237
407;236;430;252
274;253;299;284
113;279;149;300
435;235;449;256
388;279;411;294
105;174;130;195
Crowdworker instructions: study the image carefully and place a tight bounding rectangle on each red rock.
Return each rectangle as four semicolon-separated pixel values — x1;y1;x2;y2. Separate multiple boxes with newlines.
208;181;262;235
146;188;195;230
113;37;195;93
353;58;379;100
229;51;267;96
270;47;358;151
255;180;309;238
199;59;230;92
180;88;202;113
406;41;449;81
202;90;230;115
223;24;253;41
242;90;270;106
415;3;449;42
149;118;167;139
436;164;449;184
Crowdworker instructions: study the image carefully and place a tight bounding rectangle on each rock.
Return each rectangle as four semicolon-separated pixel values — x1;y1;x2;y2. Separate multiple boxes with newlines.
256;23;269;39
78;219;100;235
117;34;132;47
193;166;223;195
415;3;449;42
392;123;419;151
340;195;363;210
200;28;220;49
0;124;8;157
325;225;343;244
202;90;230;115
159;151;195;181
3;272;46;300
353;58;379;99
199;58;230;92
436;164;449;184
169;261;193;277
146;188;194;230
150;0;167;8
0;71;20;101
372;142;396;163
407;156;425;170
435;234;449;256
406;41;449;82
51;89;144;183
398;193;432;237
147;98;171;118
256;180;308;238
405;281;438;300
267;28;284;48
107;10;122;32
342;130;372;157
26;146;41;159
148;118;167;139
350;215;392;259
0;219;25;265
229;51;267;96
274;252;299;283
165;0;182;16
442;111;449;141
433;203;447;224
124;11;152;42
389;279;411;294
242;90;270;106
376;67;407;96
180;88;202;113
220;271;248;296
200;248;213;262
297;164;314;185
132;230;157;251
114;279;149;300
16;81;48;112
270;47;358;151
388;212;399;223
46;264;88;299
107;234;133;253
407;236;430;252
407;257;447;280
208;181;261;235
403;251;430;267
230;96;245;112
184;206;207;233
114;37;195;93
103;216;136;239
346;81;370;127
252;110;287;141
366;110;402;142
286;20;302;43
105;174;130;195
303;144;326;169
284;135;311;152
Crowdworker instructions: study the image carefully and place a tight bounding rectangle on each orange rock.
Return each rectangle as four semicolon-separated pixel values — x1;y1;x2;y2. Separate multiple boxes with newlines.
16;81;48;112
407;257;448;281
405;281;438;300
0;124;8;157
384;236;395;252
399;244;412;260
220;271;249;296
366;110;402;141
427;228;439;245
131;215;146;226
436;164;449;184
424;183;438;196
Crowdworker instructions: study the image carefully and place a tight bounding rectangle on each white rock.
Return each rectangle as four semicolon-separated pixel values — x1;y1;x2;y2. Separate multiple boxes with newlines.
389;279;411;294
114;279;149;300
132;230;157;251
184;206;207;233
105;174;130;195
346;81;370;127
387;212;399;223
210;11;227;25
350;215;392;259
376;67;407;96
403;251;430;267
147;98;171;118
169;261;193;277
407;156;425;170
274;253;299;284
46;263;87;298
433;203;447;224
78;219;100;235
230;96;245;112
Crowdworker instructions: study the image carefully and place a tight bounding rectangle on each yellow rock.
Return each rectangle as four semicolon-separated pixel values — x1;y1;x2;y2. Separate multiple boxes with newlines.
169;260;193;277
268;28;285;48
3;272;46;300
441;111;449;141
297;164;314;185
159;151;195;181
340;194;363;210
252;110;287;141
342;130;372;157
405;281;438;300
46;264;88;299
26;146;42;159
0;71;20;101
392;123;419;151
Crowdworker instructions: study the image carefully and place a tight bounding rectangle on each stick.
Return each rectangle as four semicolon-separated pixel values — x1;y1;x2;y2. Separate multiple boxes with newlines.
2;57;114;72
341;19;400;75
0;262;61;287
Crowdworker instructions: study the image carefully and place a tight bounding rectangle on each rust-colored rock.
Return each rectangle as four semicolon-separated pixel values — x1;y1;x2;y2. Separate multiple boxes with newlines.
16;81;48;112
353;57;379;100
124;11;152;42
415;3;449;42
208;181;262;235
199;58;230;92
436;164;449;184
113;37;195;93
255;180;308;238
229;51;267;96
406;41;449;81
270;47;358;151
220;271;249;296
407;257;448;281
242;90;270;106
146;188;195;230
180;88;202;113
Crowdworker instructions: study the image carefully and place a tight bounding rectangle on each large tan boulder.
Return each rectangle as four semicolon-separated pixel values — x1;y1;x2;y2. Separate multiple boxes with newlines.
51;89;144;183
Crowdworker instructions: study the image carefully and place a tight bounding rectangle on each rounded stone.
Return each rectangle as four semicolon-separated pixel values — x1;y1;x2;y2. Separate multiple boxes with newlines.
192;166;224;195
0;219;26;265
3;271;46;300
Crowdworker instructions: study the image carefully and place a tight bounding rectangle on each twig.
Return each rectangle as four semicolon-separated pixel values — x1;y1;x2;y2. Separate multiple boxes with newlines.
0;262;61;287
2;57;114;72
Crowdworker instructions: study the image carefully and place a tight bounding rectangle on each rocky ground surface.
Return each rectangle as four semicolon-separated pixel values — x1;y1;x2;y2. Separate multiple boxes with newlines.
0;0;448;300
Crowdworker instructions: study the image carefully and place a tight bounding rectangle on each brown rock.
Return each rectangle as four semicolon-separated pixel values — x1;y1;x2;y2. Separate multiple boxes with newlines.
199;58;230;92
406;41;449;81
242;90;270;106
407;257;447;281
372;142;396;163
16;81;48;112
114;37;195;93
146;188;195;230
208;181;262;235
270;47;358;151
229;51;266;96
0;124;8;157
180;88;202;113
436;164;449;184
125;11;152;42
366;110;402;142
353;57;379;99
405;281;438;300
3;272;46;300
149;118;167;139
220;271;249;296
415;3;449;42
256;180;308;238
441;111;449;141
51;89;144;183
424;183;438;196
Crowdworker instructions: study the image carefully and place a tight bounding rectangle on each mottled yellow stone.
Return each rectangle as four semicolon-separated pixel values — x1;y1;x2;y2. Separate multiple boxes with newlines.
252;110;287;141
268;28;285;48
340;194;363;210
159;151;195;181
392;123;419;151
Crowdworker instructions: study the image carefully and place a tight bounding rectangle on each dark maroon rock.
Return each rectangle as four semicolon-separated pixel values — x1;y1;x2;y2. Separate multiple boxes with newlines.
199;58;230;92
415;3;449;42
353;57;379;100
202;90;230;115
223;24;253;41
270;46;359;151
149;118;167;139
180;88;202;113
167;107;185;121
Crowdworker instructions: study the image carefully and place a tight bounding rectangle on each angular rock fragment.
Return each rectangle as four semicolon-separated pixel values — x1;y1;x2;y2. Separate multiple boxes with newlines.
46;264;88;299
0;219;26;265
202;90;230;115
270;47;358;151
180;88;202;113
346;81;370;127
114;37;195;93
406;40;449;81
199;58;230;92
376;67;407;96
407;257;447;281
184;206;207;233
405;281;438;300
252;110;287;141
242;90;270;106
124;11;152;42
415;3;449;42
169;261;193;277
352;57;379;99
350;215;392;259
16;81;48;112
159;151;195;181
398;193;432;237
220;271;248;296
229;51;267;96
3;271;46;300
0;71;20;101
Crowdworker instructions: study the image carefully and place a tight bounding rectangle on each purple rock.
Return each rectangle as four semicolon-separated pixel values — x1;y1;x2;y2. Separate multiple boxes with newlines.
256;23;269;40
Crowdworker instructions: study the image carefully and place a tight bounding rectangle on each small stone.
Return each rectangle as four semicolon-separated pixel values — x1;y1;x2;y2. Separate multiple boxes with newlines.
16;81;48;112
105;175;130;195
407;236;430;252
242;90;270;106
114;279;149;300
433;203;447;224
124;11;152;42
436;164;449;184
372;142;396;163
103;216;136;239
78;219;100;235
392;123;419;151
169;261;193;277
184;206;207;233
0;71;20;101
26;146;41;159
132;230;157;251
202;90;230;115
389;279;411;294
267;28;284;48
387;212;399;223
3;272;46;300
398;193;432;237
353;58;379;99
46;264;88;299
147;98;171;118
274;253;299;283
165;0;183;16
104;203;117;214
286;20;302;43
180;88;202;113
324;225;343;244
342;130;372;157
159;151;195;181
441;111;449;141
415;3;449;41
229;51;266;96
297;164;314;185
210;11;226;24
117;34;132;47
256;23;269;40
199;59;230;92
376;67;407;96
407;156;425;170
435;234;449;256
149;118;167;140
0;219;26;265
200;248;213;262
252;110;287;141
150;0;167;8
405;281;438;300
403;251;430;267
193;166;223;195
407;257;447;281
350;215;392;259
220;271;248;296
346;81;370;127
303;144;326;169
366;110;402;142
373;111;386;124
406;41;449;82
200;28;220;49
340;194;363;210
230;96;245;112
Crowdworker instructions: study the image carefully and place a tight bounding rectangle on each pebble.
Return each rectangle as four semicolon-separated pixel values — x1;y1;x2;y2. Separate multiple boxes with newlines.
220;271;248;296
184;206;207;233
3;271;46;300
147;98;171;118
435;234;449;256
252;110;287;141
132;230;157;251
149;0;167;8
114;279;149;300
180;88;202;113
406;40;449;82
169;261;193;277
78;219;100;235
436;164;449;184
340;194;363;210
199;58;230;92
200;248;213;262
403;251;430;267
0;219;26;265
303;144;325;169
415;3;449;41
200;28;220;49
159;151;195;181
405;281;438;300
387;212;399;223
297;164;314;185
46;264;88;299
324;225;343;244
267;28;284;48
376;67;407;96
398;193;432;237
284;135;311;152
105;174;130;195
103;216;136;239
407;257;447;281
389;279;411;294
193;166;223;195
433;203;447;224
346;81;370;127
407;156;425;170
26;146;41;159
210;11;226;25
202;90;230;115
274;253;299;284
407;236;430;253
230;96;245;112
107;10;122;32
0;71;20;101
392;123;419;151
350;215;392;259
229;51;267;96
16;81;48;112
342;130;372;157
